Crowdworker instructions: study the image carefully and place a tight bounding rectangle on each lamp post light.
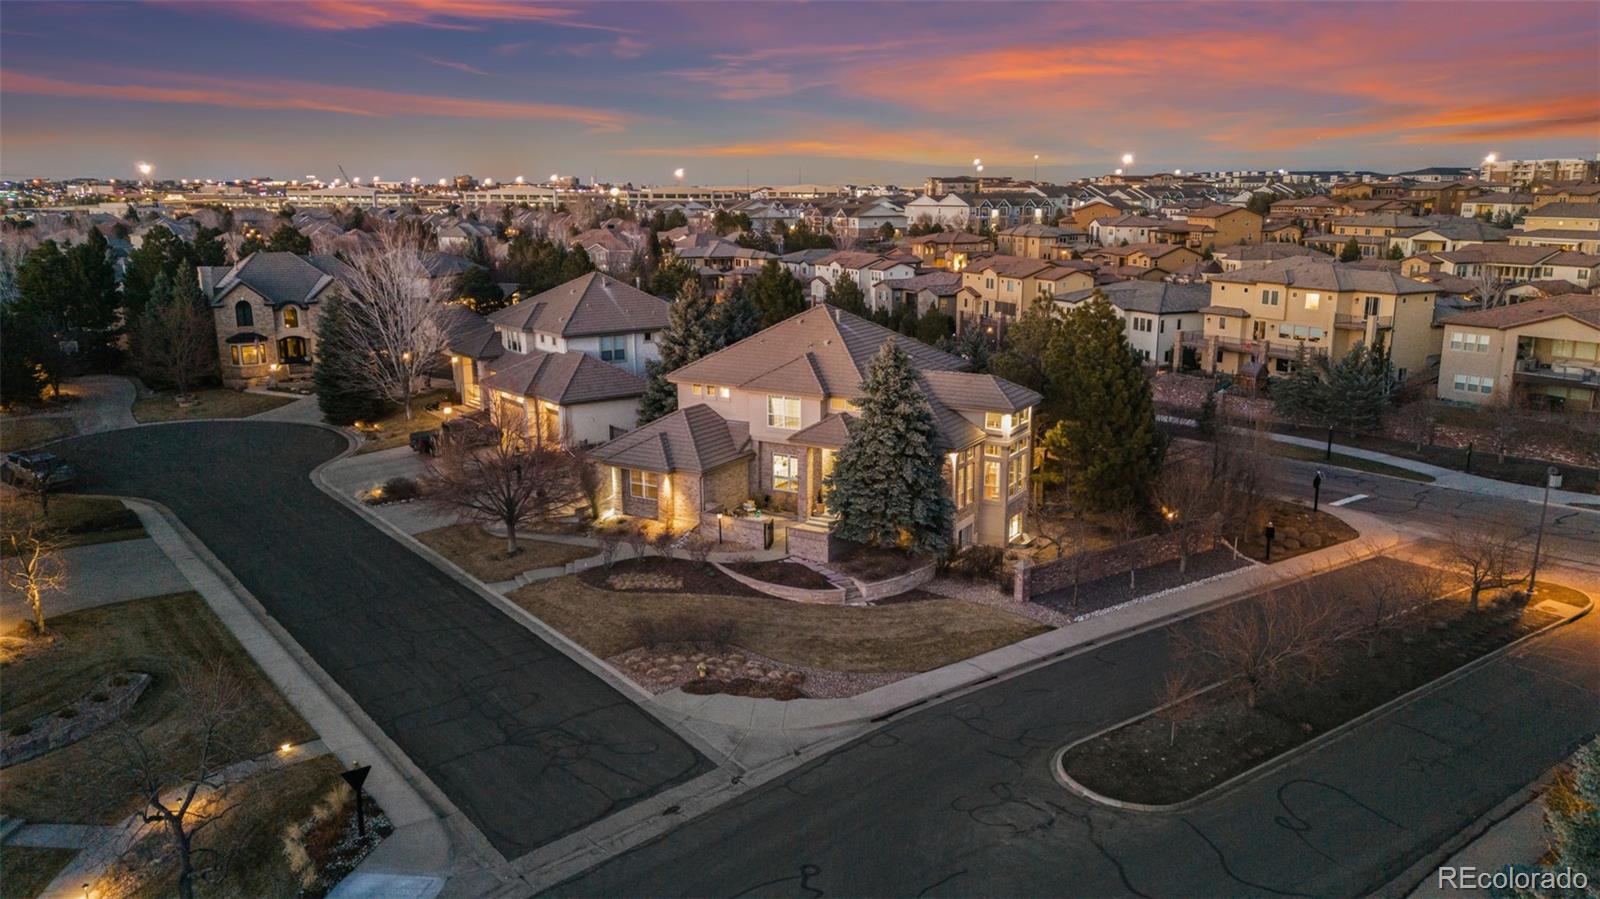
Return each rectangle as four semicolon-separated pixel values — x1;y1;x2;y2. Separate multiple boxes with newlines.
1312;469;1323;512
1263;520;1276;562
1325;425;1334;461
717;512;725;544
1529;466;1561;595
341;764;372;837
268;362;279;390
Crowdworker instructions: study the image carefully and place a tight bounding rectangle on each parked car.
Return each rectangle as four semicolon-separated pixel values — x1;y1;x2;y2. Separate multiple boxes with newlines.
1;451;78;491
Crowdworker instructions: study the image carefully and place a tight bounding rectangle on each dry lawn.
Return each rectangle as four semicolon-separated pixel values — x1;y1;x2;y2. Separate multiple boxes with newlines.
0;846;77;899
0;592;315;824
415;522;594;582
353;389;452;454
0;415;75;452
0;492;146;554
510;571;1049;673
131;388;293;423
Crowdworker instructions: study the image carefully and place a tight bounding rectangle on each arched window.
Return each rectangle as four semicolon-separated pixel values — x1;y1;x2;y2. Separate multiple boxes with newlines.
283;306;299;328
234;301;253;327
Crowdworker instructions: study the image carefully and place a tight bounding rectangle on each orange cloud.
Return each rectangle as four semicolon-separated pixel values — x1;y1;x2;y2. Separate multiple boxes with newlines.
207;0;629;33
625;126;1039;166
0;68;630;131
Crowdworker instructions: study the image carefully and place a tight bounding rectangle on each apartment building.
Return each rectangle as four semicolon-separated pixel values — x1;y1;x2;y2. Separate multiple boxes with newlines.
1403;245;1599;288
1182;258;1440;381
1480;157;1600;187
1436;294;1600;412
588;305;1041;546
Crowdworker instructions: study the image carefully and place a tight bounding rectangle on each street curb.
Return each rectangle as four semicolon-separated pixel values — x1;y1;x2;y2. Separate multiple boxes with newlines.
1378;771;1558;899
1052;587;1595;814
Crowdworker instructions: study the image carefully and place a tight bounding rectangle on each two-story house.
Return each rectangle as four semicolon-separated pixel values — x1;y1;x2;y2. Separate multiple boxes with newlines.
1057;282;1211;366
1182;258;1440;382
1435;294;1600;412
995;223;1091;260
199;252;354;388
588;306;1041;547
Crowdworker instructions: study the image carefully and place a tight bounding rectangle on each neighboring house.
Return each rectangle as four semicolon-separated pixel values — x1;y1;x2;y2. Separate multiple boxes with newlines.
1212;243;1331;272
959;255;1087;325
1057;281;1210;366
1459;194;1534;221
1435;294;1600;412
1184;258;1441;382
995;223;1091;260
1521;202;1600;232
874;271;966;317
484;272;669;377
904;194;973;230
907;231;994;271
1091;214;1165;246
570;226;641;274
1389;219;1510;257
778;248;836;281
589;305;1041;546
1403;245;1599;288
1180;205;1262;249
810;250;919;302
1081;242;1200;275
199;252;353;388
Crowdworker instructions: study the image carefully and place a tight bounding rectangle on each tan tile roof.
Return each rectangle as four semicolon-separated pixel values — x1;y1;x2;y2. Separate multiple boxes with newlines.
1211;257;1437;294
589;403;752;474
479;349;645;405
487;272;668;337
1439;294;1600;330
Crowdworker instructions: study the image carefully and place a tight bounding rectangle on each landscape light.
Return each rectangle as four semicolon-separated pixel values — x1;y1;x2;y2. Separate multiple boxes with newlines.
279;742;292;753
610;187;620;197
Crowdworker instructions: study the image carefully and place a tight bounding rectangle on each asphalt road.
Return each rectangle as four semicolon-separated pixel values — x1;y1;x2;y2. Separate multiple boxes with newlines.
551;469;1600;897
52;422;712;861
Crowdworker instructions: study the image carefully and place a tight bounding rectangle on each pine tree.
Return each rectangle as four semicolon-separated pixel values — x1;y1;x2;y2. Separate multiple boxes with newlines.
1339;236;1362;262
824;278;868;315
0;306;49;406
1544;737;1600;878
266;223;313;254
711;284;761;347
823;342;954;555
1195;387;1219;438
314;292;386;425
1043;292;1162;512
747;259;806;327
638;280;720;424
1271;345;1331;425
1325;343;1391;433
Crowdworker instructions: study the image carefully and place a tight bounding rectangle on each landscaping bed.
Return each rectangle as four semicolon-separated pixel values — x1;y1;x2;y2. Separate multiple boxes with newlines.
609;642;911;699
353;389;453;454
414;522;593;582
834;543;926;580
1032;546;1251;619
1060;570;1579;806
1234;499;1358;563
1;492;147;553
723;559;836;591
577;557;764;597
131;388;293;423
0;846;77;899
513;572;1048;674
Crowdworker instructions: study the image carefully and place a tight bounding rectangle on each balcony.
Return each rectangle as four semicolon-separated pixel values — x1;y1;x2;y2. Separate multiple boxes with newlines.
1334;314;1394;329
1514;358;1600;387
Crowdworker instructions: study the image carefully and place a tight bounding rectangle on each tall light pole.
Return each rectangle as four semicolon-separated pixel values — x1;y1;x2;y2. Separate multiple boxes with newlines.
1528;466;1560;595
1033;154;1039;181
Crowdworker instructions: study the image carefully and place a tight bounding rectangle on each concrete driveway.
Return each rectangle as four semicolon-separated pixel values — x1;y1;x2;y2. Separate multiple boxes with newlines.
50;421;711;861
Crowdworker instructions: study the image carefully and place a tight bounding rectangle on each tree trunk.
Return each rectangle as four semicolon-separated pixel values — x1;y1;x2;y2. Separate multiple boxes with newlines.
29;586;44;636
402;376;414;421
171;819;197;899
1178;546;1189;575
1469;583;1481;612
504;519;518;556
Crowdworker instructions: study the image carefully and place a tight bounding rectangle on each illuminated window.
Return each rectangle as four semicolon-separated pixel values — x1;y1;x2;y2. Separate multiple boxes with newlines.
766;395;800;429
1010;442;1029;495
772;454;799;492
1008;513;1023;542
629;470;659;499
1304;292;1320;311
983;461;1000;499
282;306;299;328
229;343;265;366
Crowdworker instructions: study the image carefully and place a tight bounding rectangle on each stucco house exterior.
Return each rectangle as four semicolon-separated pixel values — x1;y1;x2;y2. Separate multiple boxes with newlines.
1435;294;1600;412
1057;282;1210;366
588;306;1041;547
199;252;354;388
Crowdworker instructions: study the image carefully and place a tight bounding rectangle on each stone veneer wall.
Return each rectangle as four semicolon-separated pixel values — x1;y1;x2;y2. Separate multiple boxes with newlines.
713;563;846;604
786;523;838;563
1;672;151;767
855;562;937;602
1014;523;1217;603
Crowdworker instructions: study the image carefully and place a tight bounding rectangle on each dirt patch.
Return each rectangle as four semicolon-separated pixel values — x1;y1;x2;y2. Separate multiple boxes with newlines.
835;543;927;581
1233;500;1358;563
724;559;836;590
414;523;593;582
577;557;763;596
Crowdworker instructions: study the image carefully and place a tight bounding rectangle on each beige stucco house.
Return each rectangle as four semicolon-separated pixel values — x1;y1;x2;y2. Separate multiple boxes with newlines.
1435;294;1600;412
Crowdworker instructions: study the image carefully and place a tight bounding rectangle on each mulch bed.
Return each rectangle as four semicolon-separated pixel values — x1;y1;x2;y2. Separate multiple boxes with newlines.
607;642;912;699
1031;547;1251;618
1234;501;1359;563
1061;570;1569;806
577;558;763;596
868;588;948;606
723;559;836;591
835;543;927;581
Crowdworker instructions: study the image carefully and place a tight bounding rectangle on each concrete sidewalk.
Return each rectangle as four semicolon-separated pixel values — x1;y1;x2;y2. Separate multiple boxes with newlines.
1159;414;1598;510
648;507;1401;738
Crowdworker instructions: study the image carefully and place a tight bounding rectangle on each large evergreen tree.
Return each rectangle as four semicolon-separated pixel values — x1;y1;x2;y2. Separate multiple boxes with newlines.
313;292;387;425
266;223;313;254
824;278;869;316
1339;236;1362;262
711;284;761;347
0;306;50;406
988;297;1063;404
1325;342;1392;432
823;342;954;555
123;226;194;317
1270;345;1330;425
637;280;720;424
453;266;507;314
747;259;806;327
1043;292;1162;512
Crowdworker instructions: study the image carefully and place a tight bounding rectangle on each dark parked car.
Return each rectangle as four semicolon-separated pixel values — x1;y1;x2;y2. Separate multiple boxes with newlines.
1;451;78;490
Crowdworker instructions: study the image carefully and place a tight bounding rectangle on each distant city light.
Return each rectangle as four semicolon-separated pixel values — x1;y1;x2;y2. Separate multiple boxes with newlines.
610;187;620;197
972;157;981;166
484;178;496;187
409;176;419;185
673;168;685;179
1120;152;1134;166
976;164;984;173
1484;152;1497;164
1174;169;1182;175
514;175;525;184
1114;168;1124;176
352;177;361;183
437;178;448;186
136;161;153;176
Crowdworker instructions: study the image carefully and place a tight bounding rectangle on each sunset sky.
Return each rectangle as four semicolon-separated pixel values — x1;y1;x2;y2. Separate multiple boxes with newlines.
2;0;1596;184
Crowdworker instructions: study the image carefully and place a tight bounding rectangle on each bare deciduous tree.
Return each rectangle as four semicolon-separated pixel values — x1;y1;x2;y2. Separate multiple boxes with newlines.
1443;527;1528;611
1211;424;1279;552
1156;668;1202;747
1344;547;1447;656
112;662;250;899
1394;398;1442;452
3;522;66;635
1174;588;1338;709
1153;446;1217;574
1474;268;1511;310
570;446;605;522
426;424;580;556
337;228;452;420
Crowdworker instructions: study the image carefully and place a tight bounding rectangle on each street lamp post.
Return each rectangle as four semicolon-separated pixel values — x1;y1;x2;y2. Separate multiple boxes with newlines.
1312;470;1323;513
1325;425;1334;461
1263;520;1276;562
268;362;279;390
1529;466;1560;595
717;512;724;545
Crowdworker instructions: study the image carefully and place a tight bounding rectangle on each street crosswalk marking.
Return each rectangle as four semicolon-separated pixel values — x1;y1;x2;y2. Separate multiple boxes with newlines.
1329;494;1369;507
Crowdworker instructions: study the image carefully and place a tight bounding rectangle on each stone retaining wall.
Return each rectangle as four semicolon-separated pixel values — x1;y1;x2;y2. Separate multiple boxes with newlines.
712;563;847;604
1;672;151;768
1014;524;1216;603
787;523;838;563
856;562;937;602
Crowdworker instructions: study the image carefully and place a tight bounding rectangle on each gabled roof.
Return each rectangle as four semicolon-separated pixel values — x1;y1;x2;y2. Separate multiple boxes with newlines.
1525;202;1600;219
1210;257;1437;294
1440;294;1600;330
668;305;967;399
486;272;668;337
589;404;753;474
788;412;855;449
479;348;645;405
1058;281;1211;315
438;304;504;361
202;252;351;308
